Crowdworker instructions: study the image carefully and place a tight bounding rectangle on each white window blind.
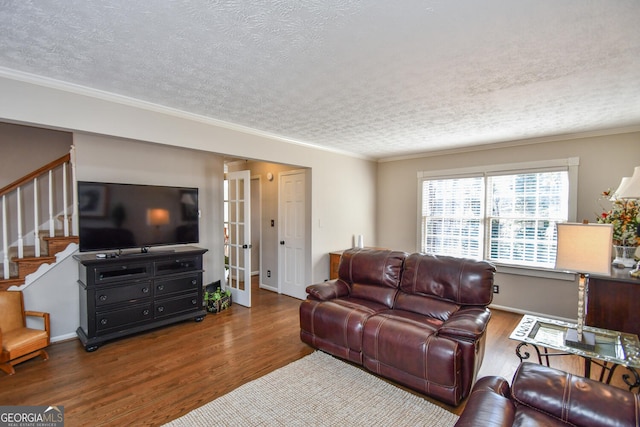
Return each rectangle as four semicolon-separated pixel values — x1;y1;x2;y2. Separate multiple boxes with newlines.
421;176;484;259
419;163;571;269
487;171;569;267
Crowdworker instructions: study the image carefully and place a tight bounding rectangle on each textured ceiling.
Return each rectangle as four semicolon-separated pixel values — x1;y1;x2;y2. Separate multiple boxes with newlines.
1;0;640;160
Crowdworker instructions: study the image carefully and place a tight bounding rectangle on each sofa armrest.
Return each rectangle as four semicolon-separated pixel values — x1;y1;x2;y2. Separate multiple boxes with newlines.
439;307;491;341
305;279;350;301
454;376;515;427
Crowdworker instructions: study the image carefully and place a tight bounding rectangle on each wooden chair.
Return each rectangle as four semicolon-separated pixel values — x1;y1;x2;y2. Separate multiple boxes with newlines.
0;290;50;375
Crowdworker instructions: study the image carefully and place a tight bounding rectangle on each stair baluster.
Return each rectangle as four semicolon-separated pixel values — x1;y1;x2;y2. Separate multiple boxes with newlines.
16;187;23;258
62;162;69;237
48;169;54;238
2;195;8;280
34;177;40;257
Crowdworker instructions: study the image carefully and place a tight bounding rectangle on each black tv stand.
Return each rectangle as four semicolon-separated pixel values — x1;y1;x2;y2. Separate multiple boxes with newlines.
74;246;207;351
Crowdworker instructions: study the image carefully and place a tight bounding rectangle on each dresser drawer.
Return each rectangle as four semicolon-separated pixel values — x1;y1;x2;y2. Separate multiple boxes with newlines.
94;262;151;284
96;302;153;332
155;274;201;297
154;256;201;276
155;293;200;318
95;281;152;307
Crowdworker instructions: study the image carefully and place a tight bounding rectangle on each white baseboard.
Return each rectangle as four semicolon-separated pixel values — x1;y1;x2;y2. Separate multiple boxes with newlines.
489;303;574;323
259;284;278;293
51;332;78;343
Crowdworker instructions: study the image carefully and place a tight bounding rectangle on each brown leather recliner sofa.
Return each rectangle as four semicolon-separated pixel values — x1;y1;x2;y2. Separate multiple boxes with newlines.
299;248;496;406
455;362;639;427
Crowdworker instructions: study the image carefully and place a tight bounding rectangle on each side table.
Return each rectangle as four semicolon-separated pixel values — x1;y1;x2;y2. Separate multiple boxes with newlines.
509;314;640;392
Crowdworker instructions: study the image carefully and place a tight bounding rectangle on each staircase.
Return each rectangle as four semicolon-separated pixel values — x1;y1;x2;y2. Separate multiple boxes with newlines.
0;148;78;291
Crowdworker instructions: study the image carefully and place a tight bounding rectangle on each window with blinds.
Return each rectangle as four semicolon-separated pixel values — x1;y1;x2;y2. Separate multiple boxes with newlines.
421;176;484;259
420;166;570;269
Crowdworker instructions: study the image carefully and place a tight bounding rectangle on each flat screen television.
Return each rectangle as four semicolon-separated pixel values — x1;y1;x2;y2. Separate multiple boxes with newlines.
78;181;199;252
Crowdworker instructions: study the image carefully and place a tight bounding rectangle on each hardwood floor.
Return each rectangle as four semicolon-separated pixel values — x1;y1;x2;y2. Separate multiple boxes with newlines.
0;281;632;425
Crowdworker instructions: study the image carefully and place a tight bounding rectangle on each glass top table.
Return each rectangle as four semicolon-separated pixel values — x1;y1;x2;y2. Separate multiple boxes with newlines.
509;314;640;391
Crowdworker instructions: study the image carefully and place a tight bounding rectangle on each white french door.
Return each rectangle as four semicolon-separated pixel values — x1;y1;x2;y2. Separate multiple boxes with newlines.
224;170;251;307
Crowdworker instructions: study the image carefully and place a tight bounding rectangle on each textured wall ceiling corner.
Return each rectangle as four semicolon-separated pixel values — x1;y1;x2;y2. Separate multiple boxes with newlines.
1;0;639;159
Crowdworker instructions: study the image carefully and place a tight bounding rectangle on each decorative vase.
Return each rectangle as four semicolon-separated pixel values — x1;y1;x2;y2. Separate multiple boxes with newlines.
613;245;637;268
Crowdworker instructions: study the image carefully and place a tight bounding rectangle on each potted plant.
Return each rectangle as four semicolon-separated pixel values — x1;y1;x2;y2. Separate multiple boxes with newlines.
204;286;232;313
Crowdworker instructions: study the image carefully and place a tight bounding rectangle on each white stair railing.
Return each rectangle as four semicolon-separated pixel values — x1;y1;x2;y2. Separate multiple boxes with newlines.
0;148;76;280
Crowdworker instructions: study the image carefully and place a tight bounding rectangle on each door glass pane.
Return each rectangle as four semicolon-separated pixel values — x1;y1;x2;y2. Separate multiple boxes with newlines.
237;178;244;200
237;201;245;223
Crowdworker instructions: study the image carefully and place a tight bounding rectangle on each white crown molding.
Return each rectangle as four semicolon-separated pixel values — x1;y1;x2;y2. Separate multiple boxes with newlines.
0;67;374;161
379;125;640;163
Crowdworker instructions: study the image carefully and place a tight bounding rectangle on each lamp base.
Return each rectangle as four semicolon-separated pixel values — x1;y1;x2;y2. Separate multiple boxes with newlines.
565;329;596;351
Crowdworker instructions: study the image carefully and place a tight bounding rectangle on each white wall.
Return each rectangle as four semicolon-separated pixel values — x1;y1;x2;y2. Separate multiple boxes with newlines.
22;247;79;341
377;133;640;319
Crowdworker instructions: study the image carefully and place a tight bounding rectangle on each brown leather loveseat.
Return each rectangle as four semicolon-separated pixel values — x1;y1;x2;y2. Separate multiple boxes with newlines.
455;362;639;427
299;248;496;406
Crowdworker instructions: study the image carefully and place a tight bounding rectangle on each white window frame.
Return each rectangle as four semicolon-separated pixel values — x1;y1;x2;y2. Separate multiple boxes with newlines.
417;157;579;276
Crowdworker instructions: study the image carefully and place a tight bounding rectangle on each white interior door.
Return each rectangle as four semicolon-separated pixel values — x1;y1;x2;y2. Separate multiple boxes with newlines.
279;170;306;299
224;170;251;307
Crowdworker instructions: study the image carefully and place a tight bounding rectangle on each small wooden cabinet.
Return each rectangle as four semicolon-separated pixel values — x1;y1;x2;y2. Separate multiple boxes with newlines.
74;246;208;351
329;251;344;280
586;268;640;338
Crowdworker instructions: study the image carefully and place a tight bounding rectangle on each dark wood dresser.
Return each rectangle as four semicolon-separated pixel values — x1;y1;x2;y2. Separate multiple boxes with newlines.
74;246;208;351
587;268;640;337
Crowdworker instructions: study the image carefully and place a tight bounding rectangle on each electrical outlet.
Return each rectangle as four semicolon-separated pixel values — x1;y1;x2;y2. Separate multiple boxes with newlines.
493;285;499;294
267;270;271;278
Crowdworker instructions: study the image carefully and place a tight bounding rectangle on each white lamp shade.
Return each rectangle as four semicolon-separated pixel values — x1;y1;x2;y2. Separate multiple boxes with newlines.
615;166;640;199
611;177;631;199
555;223;612;276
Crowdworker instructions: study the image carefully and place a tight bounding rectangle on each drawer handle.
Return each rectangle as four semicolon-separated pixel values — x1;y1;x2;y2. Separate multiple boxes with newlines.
157;306;164;313
191;279;197;285
142;287;149;293
191;299;197;305
157;285;165;291
99;295;108;302
143;309;150;316
100;319;108;325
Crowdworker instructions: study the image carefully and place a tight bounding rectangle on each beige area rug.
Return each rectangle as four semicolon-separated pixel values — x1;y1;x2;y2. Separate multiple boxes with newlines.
165;351;459;426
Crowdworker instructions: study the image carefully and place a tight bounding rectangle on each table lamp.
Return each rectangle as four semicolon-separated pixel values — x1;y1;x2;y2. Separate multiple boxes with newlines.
612;166;640;199
555;222;613;351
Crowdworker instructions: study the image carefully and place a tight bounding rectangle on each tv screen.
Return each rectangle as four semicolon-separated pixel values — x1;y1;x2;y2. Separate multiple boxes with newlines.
78;181;199;252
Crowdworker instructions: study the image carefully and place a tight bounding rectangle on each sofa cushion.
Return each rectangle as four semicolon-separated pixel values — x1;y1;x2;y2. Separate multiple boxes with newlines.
400;253;495;306
394;292;460;320
338;249;407;308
